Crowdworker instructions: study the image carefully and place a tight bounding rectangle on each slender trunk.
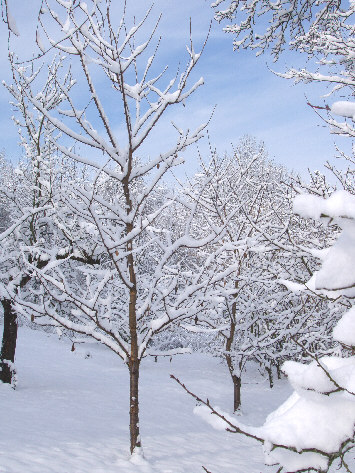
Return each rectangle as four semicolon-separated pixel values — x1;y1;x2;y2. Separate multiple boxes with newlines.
129;357;141;454
232;374;241;412
225;317;242;412
276;362;282;380
123;160;142;454
225;351;242;412
126;210;141;454
0;298;18;384
224;276;244;412
265;365;274;388
128;271;141;454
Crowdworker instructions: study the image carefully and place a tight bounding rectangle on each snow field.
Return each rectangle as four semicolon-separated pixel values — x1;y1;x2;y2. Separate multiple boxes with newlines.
0;326;292;473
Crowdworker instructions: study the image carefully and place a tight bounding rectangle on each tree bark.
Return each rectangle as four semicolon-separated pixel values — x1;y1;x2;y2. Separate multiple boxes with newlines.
129;357;141;454
225;318;242;412
0;298;18;384
232;374;241;412
126;205;141;454
276;362;282;380
128;266;141;454
265;365;274;388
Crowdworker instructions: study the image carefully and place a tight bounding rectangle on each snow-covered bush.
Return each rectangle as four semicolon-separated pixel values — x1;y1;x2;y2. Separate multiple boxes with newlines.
257;190;355;472
183;189;355;473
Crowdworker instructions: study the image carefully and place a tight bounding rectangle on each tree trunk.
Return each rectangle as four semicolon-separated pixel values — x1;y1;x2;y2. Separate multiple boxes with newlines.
128;264;141;454
276;362;282;380
126;214;141;454
225;316;242;412
0;298;18;384
128;279;141;454
124;171;142;454
232;374;241;412
129;357;141;454
265;365;274;388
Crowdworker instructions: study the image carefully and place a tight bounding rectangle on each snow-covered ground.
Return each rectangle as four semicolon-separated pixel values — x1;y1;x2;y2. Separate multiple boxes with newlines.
0;326;294;473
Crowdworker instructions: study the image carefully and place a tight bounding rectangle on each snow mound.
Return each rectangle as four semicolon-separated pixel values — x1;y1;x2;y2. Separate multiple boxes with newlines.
333;306;355;347
261;390;355;453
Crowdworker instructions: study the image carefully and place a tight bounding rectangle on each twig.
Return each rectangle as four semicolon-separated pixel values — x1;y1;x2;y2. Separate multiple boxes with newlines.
170;374;337;461
202;466;214;473
290;336;355;397
171;374;266;443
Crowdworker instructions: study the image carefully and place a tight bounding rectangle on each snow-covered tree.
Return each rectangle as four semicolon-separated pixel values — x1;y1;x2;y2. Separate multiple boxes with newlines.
10;0;229;455
179;137;335;412
180;139;287;411
0;56;79;385
254;189;355;473
175;182;355;472
212;0;354;60
212;0;355;155
183;3;355;470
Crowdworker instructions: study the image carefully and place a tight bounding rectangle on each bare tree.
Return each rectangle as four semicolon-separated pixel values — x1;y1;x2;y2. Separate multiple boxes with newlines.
0;55;80;385
181;138;335;411
173;177;355;473
10;0;228;455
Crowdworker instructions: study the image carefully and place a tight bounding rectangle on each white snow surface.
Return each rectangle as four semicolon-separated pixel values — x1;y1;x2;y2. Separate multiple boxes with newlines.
0;326;293;473
6;5;20;36
293;190;355;220
333;305;355;347
264;446;329;472
282;356;355;394
314;221;355;293
294;191;355;295
260;389;355;452
257;350;355;472
331;101;355;121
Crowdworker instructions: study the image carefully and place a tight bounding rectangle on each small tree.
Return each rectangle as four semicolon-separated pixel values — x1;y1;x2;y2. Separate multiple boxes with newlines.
182;139;287;411
0;56;78;385
174;185;355;472
181;138;333;411
12;0;228;455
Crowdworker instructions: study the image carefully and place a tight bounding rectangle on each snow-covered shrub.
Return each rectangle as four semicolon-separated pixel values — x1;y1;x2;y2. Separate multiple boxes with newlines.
177;189;354;473
258;190;355;472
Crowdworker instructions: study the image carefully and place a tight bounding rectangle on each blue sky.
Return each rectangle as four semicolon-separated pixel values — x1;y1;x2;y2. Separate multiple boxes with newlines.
0;0;348;180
